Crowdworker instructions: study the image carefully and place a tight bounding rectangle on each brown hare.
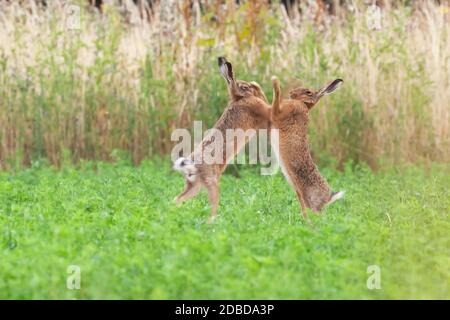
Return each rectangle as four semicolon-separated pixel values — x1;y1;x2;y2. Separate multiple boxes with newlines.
173;57;271;222
271;76;345;218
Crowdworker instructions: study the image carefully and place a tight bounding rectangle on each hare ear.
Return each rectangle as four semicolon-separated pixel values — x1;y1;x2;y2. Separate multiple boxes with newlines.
317;79;343;98
249;81;268;102
218;57;234;84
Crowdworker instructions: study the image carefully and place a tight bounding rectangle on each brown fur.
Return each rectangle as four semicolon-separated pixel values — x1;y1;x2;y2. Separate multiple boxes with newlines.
174;57;271;223
271;76;343;217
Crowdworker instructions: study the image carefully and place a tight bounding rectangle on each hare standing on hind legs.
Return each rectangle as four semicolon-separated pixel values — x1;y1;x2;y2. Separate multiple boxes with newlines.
271;76;345;219
173;57;271;223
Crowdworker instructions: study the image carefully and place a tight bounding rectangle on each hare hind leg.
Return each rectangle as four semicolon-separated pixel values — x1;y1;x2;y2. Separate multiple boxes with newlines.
174;180;201;204
296;190;308;219
205;181;220;223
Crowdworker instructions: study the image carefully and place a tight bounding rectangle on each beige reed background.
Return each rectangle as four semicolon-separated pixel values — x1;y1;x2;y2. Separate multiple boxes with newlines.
0;0;449;170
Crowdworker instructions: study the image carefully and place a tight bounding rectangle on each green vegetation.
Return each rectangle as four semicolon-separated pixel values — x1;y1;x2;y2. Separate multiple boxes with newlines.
1;161;448;299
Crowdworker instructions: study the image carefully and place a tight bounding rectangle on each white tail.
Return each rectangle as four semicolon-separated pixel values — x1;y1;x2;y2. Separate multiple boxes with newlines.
329;191;345;205
173;157;190;171
173;157;198;182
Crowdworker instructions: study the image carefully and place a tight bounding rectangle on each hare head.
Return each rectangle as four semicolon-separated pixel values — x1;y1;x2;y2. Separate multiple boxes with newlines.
289;79;343;109
218;57;268;102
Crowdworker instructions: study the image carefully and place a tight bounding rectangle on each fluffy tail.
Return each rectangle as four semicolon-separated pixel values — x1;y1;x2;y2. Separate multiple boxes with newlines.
328;191;345;205
173;157;198;182
271;76;281;121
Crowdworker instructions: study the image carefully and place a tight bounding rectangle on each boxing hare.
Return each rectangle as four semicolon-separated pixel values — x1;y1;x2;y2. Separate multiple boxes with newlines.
271;76;345;218
173;57;271;222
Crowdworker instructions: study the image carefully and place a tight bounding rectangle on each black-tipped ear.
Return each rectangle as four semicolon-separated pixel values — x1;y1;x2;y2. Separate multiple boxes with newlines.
218;57;234;84
218;56;226;66
225;62;234;80
317;79;343;97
